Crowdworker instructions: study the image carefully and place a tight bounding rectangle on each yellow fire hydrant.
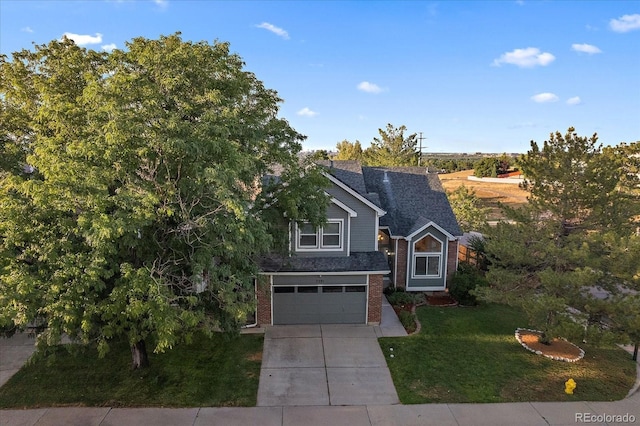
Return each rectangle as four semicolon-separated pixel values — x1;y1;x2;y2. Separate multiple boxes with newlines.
565;378;576;395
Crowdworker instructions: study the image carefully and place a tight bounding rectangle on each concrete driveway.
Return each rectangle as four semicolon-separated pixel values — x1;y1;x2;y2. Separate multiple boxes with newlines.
257;324;400;406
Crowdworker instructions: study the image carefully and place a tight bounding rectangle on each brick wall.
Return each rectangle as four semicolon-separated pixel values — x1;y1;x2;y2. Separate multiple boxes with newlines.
395;238;408;289
256;275;271;326
446;240;458;286
368;274;383;324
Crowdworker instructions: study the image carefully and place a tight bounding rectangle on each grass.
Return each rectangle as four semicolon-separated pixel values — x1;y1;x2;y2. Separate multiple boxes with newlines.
439;170;529;221
0;332;263;408
379;304;636;404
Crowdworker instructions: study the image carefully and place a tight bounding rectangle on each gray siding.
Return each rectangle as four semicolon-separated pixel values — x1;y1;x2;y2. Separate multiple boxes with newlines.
406;226;448;290
325;185;378;252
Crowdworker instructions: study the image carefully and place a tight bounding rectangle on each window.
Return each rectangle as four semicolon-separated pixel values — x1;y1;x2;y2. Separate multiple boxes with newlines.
298;223;317;247
322;222;341;247
296;220;343;251
412;234;442;278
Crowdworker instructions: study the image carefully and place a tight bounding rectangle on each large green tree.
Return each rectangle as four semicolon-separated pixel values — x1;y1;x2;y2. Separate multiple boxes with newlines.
334;139;364;162
362;123;418;166
475;128;639;347
0;34;329;368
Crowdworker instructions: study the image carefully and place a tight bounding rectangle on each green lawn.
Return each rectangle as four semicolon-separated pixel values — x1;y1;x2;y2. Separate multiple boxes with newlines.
379;304;636;404
0;333;263;408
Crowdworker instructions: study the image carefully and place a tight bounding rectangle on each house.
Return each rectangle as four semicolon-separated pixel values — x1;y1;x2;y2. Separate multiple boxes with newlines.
257;160;462;326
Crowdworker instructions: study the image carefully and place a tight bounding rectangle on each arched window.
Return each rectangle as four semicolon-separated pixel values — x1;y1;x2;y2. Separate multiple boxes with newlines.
412;234;442;278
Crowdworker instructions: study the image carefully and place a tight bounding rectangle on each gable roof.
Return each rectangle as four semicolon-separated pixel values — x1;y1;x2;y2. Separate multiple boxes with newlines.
316;160;386;216
362;167;462;238
316;160;367;195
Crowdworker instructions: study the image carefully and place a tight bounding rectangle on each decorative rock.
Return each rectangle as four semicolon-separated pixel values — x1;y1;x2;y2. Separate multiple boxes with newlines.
514;328;585;363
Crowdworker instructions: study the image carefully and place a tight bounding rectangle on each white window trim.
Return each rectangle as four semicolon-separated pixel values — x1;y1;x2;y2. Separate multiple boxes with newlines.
411;232;444;279
412;253;442;279
295;219;345;252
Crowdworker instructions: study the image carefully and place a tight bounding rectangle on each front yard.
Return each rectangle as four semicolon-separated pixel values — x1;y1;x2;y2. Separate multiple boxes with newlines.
379;304;636;404
1;304;635;408
0;333;263;408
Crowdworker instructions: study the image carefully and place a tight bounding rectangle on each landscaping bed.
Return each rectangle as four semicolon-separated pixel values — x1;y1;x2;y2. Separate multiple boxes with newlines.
515;328;585;362
0;333;263;408
426;294;457;306
379;304;636;404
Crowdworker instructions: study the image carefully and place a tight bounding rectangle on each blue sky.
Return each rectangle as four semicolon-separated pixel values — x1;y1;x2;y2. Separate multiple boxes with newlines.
2;0;639;153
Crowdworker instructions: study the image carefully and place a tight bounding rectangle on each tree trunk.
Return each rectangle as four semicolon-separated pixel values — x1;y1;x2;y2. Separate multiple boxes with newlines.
633;342;638;362
131;339;149;369
539;331;551;345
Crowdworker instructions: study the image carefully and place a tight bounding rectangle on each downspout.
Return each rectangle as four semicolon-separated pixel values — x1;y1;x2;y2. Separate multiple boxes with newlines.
394;238;399;288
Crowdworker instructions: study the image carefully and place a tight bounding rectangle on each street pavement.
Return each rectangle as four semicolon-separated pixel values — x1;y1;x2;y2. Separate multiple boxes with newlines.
1;298;638;425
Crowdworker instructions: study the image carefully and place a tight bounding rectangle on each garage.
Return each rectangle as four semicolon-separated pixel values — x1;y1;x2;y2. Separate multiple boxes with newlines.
272;275;368;325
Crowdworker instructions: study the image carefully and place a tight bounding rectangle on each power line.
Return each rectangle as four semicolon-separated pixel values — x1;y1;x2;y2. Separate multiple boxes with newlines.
417;132;427;166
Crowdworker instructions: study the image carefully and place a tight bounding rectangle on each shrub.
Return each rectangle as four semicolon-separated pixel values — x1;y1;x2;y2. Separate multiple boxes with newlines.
397;310;416;333
387;289;416;306
449;263;488;306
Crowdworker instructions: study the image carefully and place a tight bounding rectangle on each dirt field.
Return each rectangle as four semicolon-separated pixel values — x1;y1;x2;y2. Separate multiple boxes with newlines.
439;170;529;221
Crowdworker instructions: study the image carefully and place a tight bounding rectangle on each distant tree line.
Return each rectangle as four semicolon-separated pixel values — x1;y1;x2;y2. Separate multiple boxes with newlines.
330;128;520;173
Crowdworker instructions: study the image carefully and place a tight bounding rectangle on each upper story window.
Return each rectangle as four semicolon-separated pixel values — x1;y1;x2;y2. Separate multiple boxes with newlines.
296;220;343;251
412;234;442;278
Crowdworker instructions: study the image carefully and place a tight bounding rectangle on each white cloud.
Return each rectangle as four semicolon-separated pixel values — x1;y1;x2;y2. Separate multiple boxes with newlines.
154;0;168;8
566;96;582;105
609;14;640;33
357;81;384;94
492;47;555;68
62;32;103;45
21;26;34;33
571;43;602;54
297;107;318;117
101;43;117;52
256;22;289;39
531;92;559;103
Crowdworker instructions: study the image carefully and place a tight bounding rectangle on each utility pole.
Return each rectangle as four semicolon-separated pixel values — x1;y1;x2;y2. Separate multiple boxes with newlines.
417;132;427;166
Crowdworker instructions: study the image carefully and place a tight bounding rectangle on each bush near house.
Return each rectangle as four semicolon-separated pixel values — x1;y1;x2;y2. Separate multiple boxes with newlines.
449;263;489;306
397;310;417;333
385;288;418;306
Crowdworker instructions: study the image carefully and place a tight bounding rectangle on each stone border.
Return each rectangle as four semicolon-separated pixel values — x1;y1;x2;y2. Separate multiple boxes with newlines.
515;328;585;362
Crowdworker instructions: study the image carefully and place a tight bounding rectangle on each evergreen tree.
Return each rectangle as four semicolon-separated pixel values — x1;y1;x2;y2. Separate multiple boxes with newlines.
447;185;489;233
362;123;418;166
475;128;639;347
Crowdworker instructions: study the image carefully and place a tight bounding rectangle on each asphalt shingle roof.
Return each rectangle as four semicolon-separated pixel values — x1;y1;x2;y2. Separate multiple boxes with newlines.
361;167;463;237
316;160;369;196
259;251;390;273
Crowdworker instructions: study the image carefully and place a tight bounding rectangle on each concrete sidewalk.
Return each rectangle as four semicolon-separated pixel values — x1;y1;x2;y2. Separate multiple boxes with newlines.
1;394;638;426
